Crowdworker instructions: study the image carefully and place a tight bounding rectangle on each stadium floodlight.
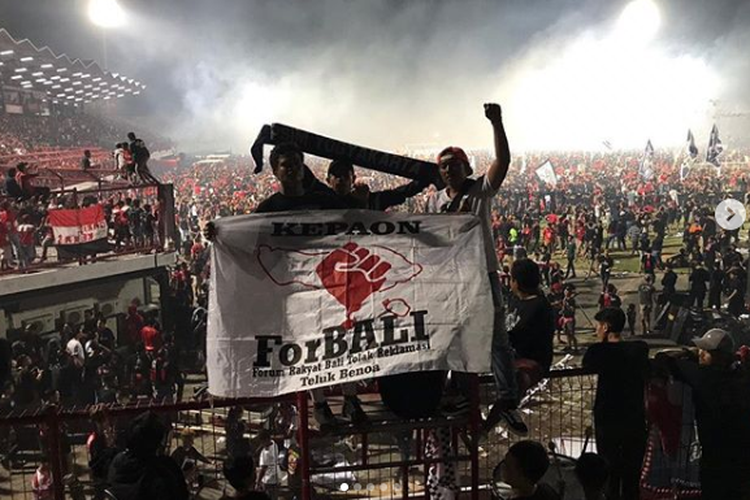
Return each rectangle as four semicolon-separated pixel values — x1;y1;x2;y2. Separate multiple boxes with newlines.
0;62;3;66
89;0;127;28
72;72;83;77
116;93;124;98
60;78;70;82
36;79;46;83
10;75;22;80
52;85;61;89
32;72;44;77
133;91;140;95
92;77;101;82
82;74;91;78
84;84;92;89
72;81;82;86
92;94;100;98
0;50;14;56
51;76;61;80
19;56;33;62
57;68;67;72
41;63;54;69
615;0;661;46
65;87;74;91
57;93;65;97
15;68;27;73
103;96;111;100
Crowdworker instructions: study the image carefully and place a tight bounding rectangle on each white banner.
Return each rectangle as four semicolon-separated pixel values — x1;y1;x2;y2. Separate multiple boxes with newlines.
207;210;493;398
535;160;558;188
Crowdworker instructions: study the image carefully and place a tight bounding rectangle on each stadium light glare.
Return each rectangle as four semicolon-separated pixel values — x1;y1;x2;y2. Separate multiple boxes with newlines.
0;62;3;66
89;0;127;28
92;77;101;82
10;75;22;80
14;68;27;73
72;72;83;77
41;63;54;69
0;50;14;56
52;85;61;89
60;78;70;82
20;56;33;62
614;0;661;46
36;79;46;83
56;68;67;72
103;96;111;100
32;72;44;76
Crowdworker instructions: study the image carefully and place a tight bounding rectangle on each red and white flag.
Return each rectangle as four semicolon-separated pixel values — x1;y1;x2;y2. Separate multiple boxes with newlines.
48;204;110;255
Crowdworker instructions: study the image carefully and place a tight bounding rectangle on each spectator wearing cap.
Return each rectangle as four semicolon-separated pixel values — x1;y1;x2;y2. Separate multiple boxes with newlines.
426;104;526;435
582;307;649;500
656;328;750;500
497;440;560;500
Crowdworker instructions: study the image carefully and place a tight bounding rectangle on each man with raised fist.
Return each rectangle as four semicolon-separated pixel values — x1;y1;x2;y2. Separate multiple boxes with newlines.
426;103;527;435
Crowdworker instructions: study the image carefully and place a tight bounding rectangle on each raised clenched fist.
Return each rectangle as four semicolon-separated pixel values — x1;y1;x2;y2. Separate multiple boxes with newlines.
316;242;392;326
484;103;503;123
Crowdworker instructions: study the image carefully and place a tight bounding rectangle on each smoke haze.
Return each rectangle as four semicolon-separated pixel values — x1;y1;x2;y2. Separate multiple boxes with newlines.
2;0;749;153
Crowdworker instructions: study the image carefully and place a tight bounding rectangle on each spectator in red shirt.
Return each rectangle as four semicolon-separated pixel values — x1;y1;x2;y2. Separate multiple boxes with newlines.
140;319;162;353
125;305;145;346
16;214;36;269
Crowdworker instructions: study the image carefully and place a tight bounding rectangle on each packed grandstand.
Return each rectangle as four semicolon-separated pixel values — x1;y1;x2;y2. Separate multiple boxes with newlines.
2;7;750;500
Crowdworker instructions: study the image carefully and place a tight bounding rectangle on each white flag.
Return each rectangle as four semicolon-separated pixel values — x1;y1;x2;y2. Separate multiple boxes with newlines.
207;211;493;398
535;160;558;188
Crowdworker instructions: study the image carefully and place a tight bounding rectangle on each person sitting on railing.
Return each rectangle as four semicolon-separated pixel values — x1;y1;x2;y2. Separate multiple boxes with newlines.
15;163;50;201
497;440;561;500
3;167;23;199
655;329;750;500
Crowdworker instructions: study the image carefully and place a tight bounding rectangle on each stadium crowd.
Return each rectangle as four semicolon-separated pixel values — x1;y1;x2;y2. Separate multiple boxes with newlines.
2;104;750;499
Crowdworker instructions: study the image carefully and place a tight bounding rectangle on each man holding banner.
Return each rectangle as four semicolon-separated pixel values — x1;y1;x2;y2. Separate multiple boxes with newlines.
426;103;527;435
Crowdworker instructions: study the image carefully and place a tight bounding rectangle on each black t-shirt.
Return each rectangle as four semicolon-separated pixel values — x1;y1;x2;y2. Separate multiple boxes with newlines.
255;192;348;213
664;358;750;464
689;267;710;292
507;295;555;373
582;340;649;426
662;271;677;294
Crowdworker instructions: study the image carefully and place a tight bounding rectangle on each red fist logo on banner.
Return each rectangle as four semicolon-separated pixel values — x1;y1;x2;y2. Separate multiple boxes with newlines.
316;242;392;328
258;242;423;329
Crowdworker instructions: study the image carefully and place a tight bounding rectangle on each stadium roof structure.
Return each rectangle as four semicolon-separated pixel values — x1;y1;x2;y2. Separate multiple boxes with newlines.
0;27;145;106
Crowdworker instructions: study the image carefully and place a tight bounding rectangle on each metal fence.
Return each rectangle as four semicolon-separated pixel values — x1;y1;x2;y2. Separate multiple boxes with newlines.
0;368;703;500
0;183;176;277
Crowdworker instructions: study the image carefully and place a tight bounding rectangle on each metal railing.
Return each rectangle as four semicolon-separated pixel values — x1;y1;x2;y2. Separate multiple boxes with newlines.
0;367;705;500
0;183;176;278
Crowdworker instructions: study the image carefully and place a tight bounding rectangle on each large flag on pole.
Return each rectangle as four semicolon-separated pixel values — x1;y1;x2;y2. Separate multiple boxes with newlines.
639;140;655;181
535;160;557;188
706;124;723;167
